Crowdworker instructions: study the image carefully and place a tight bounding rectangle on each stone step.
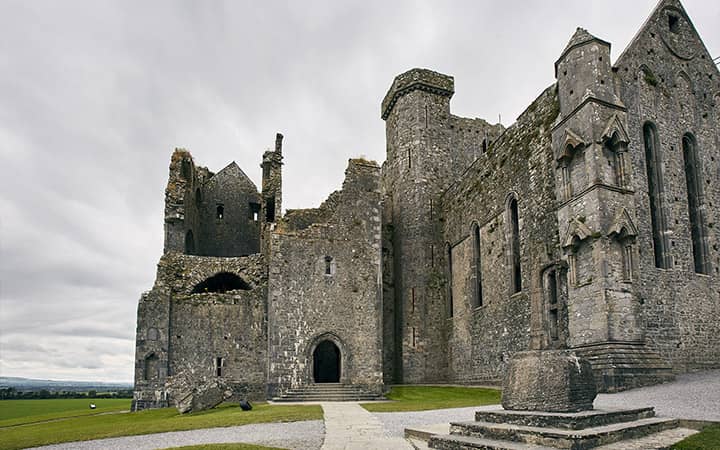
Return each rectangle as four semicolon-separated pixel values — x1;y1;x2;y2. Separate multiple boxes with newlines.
429;434;556;450
273;395;382;401
474;407;655;430
449;417;679;449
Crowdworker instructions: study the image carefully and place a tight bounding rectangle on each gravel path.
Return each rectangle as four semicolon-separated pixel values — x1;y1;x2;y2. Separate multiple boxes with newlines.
594;369;720;421
25;420;324;450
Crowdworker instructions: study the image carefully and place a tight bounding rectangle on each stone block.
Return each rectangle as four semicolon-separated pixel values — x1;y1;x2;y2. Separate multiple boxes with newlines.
502;350;596;412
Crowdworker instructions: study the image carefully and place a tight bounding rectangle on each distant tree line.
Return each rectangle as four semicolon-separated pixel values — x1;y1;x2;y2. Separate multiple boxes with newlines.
0;387;133;400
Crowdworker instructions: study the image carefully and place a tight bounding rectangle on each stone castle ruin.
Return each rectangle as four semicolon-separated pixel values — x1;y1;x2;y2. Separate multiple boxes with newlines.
132;0;719;410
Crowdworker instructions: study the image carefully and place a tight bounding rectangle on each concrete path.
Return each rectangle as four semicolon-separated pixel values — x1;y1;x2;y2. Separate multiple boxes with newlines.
320;402;413;450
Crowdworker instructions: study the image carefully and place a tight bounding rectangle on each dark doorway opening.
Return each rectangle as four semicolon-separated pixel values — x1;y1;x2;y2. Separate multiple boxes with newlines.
313;340;340;383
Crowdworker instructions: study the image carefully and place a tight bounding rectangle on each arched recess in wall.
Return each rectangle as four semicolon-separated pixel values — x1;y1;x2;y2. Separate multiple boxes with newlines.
682;133;710;274
307;332;346;384
191;272;251;294
541;264;568;349
470;222;483;308
185;230;195;255
143;353;159;381
506;194;522;294
642;122;671;269
675;71;695;124
195;188;202;209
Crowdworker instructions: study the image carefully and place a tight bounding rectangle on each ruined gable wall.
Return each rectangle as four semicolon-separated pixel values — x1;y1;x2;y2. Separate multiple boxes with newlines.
440;85;560;383
198;164;261;257
614;1;720;371
267;159;383;396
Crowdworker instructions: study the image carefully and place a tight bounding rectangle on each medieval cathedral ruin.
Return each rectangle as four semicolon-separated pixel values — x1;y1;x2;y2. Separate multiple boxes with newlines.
132;0;719;410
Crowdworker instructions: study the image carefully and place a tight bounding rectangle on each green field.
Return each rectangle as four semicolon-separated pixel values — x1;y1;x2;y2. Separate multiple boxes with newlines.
0;401;322;450
0;398;131;427
361;385;501;412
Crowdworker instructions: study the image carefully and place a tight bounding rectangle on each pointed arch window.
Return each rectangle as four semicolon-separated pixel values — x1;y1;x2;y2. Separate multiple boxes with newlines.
508;196;522;293
471;223;483;307
446;243;453;317
185;230;195;255
682;133;709;274
643;122;671;269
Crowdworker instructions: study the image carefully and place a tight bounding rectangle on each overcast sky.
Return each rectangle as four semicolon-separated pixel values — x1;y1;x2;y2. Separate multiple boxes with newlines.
0;0;718;383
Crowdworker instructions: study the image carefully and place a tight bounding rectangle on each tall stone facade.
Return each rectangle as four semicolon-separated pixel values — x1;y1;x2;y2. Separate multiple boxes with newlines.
133;0;719;409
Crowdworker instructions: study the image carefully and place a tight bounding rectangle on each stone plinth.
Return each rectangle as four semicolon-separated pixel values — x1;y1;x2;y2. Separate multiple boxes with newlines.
502;350;596;412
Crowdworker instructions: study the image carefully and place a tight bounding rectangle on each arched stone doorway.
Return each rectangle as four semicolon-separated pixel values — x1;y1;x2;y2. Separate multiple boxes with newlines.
313;340;341;383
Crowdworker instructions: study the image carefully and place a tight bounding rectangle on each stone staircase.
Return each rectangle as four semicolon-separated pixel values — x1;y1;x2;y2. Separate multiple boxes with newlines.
271;383;384;402
572;342;675;393
427;407;689;449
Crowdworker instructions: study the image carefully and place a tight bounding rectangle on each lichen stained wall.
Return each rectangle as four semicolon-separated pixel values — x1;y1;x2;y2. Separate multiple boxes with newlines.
267;159;383;396
132;253;267;409
441;85;561;383
613;0;720;371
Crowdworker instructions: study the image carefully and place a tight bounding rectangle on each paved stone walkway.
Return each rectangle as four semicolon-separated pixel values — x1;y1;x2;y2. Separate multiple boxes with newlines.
320;402;413;450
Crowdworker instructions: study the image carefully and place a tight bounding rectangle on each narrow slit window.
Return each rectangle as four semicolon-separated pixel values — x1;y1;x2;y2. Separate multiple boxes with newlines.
324;256;333;275
216;204;224;219
447;244;453;317
472;224;483;307
215;357;224;377
622;244;634;281
508;197;522;293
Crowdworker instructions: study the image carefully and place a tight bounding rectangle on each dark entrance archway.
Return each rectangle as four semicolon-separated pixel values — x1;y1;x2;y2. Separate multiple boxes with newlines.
313;340;341;383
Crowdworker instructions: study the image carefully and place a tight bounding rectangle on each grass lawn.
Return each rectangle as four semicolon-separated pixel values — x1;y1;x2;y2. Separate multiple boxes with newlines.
161;445;283;450
361;385;501;412
0;398;131;427
672;424;720;449
0;402;322;450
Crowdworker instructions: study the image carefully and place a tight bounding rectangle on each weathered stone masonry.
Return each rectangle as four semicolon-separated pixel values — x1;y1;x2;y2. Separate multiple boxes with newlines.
133;0;719;409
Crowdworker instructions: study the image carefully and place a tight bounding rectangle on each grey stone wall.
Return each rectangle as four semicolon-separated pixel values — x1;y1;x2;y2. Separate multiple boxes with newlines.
613;0;720;371
267;159;383;396
198;163;261;257
132;253;267;410
440;85;560;383
381;68;505;384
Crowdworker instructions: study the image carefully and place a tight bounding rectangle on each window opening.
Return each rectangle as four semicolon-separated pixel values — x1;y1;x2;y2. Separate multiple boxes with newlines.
216;204;224;219
324;256;333;275
509;197;522;293
622;244;634;281
669;14;679;33
472;224;483;307
192;272;251;293
215;357;224;377
643;122;671;268
447;244;453;317
266;198;276;222
682;133;709;274
249;202;261;222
